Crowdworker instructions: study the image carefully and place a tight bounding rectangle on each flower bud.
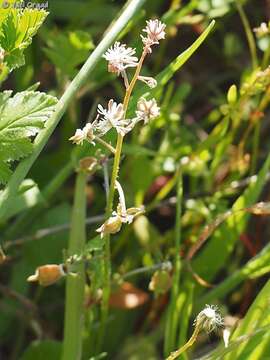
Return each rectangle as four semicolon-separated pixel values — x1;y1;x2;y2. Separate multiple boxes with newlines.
27;264;66;287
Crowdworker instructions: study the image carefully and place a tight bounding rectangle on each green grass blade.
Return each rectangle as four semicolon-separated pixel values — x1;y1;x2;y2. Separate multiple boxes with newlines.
192;153;270;281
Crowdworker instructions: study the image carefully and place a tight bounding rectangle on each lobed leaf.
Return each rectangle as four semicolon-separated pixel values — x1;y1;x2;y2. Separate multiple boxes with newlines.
0;90;58;184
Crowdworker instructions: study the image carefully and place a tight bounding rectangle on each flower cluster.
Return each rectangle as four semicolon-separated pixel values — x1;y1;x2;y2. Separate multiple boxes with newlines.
195;304;224;333
141;19;166;53
103;41;138;75
69;19;165;147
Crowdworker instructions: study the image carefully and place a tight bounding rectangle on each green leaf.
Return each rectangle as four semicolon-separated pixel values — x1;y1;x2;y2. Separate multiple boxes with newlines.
193;153;270;281
44;30;94;77
21;340;62;360
224;280;270;360
196;243;270;309
0;90;58;184
86;235;105;252
0;8;48;71
0;179;45;222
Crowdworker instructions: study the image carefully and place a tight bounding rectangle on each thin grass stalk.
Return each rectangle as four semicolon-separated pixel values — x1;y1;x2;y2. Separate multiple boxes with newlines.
164;166;183;355
62;171;87;360
236;1;258;70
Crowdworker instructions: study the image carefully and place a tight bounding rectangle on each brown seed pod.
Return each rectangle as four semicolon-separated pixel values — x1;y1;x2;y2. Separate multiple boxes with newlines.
27;264;66;287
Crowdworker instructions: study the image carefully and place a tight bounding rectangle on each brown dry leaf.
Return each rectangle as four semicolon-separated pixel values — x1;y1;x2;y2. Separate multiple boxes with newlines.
109;282;149;309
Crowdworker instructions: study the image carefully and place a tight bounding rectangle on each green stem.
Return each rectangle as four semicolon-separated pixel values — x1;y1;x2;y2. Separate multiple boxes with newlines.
97;134;123;352
95;136;116;154
62;171;87;360
164;166;183;356
236;1;258;70
166;322;200;360
262;44;270;69
251;121;260;174
97;44;148;352
0;0;146;222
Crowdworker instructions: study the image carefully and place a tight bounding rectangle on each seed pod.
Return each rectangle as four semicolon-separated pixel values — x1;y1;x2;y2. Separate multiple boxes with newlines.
27;264;66;287
149;269;172;296
96;214;122;238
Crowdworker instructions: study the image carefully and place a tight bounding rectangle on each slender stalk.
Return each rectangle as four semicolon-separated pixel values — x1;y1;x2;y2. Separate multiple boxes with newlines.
62;171;87;360
262;44;270;69
97;47;148;351
251;122;260;174
95;136;116;154
122;261;172;280
0;0;146;222
164;166;183;355
96;134;123;352
236;1;258;70
166;322;200;360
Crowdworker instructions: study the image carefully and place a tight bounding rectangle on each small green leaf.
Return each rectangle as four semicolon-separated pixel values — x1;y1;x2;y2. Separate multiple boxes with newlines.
86;235;105;252
0;90;58;184
0;8;48;71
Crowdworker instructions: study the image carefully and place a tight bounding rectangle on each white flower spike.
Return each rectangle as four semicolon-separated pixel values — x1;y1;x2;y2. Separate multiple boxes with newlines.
195;304;224;333
141;19;166;52
103;42;138;75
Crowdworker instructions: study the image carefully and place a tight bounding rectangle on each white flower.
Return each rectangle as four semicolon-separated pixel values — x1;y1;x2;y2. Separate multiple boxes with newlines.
138;75;157;88
97;99;133;136
98;99;124;124
141;19;166;52
254;22;269;37
136;98;160;124
69;123;95;145
195;305;224;333
103;42;138;75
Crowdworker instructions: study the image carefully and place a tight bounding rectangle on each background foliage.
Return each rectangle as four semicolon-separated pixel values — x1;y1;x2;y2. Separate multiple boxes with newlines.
1;0;270;359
